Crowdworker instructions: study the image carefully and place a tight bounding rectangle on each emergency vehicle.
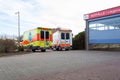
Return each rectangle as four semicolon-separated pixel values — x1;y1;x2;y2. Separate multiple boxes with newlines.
52;28;72;51
20;27;52;52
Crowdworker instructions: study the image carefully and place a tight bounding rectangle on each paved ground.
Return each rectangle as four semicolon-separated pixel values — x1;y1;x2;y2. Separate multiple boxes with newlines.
0;50;120;80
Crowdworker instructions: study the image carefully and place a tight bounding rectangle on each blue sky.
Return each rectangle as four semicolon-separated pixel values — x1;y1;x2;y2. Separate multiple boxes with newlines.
0;0;120;36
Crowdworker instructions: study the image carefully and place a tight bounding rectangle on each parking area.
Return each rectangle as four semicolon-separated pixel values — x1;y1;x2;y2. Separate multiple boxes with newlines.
0;50;120;80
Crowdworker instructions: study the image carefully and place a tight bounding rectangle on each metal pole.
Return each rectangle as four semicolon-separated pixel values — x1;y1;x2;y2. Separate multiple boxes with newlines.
15;11;20;47
18;12;20;47
85;20;89;50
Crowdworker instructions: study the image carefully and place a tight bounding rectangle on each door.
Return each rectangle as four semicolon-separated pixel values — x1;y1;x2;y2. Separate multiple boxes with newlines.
61;32;70;47
61;33;66;47
65;33;70;47
40;30;50;48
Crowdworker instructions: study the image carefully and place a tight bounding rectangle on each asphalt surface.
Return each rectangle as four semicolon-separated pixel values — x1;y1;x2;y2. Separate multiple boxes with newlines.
0;50;120;80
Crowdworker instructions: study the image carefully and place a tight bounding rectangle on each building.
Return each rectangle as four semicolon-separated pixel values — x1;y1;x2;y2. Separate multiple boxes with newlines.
84;6;120;50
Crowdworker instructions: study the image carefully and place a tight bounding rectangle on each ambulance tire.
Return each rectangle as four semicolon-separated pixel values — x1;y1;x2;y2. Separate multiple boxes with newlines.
41;49;46;52
52;48;56;51
32;49;36;52
59;47;62;51
56;48;59;51
56;47;62;51
65;48;69;51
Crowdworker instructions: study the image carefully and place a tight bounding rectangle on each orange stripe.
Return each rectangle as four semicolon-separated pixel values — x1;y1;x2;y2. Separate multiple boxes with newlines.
21;40;29;45
37;34;40;40
66;44;70;47
50;35;52;41
60;43;70;47
32;34;42;41
32;34;38;42
60;43;65;47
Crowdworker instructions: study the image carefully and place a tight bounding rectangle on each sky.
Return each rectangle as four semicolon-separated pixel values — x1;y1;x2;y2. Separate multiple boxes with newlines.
0;0;120;36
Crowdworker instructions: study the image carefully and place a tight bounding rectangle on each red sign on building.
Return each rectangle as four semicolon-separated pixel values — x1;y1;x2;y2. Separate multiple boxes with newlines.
84;6;120;20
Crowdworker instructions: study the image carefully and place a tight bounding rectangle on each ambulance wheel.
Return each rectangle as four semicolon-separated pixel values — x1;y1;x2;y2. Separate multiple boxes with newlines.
52;48;56;51
56;48;59;51
32;49;36;52
41;49;46;52
65;49;69;51
56;47;62;51
59;47;62;51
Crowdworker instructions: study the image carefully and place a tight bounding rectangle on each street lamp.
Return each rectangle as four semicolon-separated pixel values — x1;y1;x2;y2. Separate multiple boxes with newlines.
15;11;20;47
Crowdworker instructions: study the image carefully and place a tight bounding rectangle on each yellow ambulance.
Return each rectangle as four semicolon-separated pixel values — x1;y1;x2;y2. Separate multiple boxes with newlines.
20;27;52;52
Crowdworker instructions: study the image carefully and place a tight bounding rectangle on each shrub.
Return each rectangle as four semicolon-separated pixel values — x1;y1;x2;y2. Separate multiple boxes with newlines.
17;46;24;51
72;31;85;50
0;39;17;53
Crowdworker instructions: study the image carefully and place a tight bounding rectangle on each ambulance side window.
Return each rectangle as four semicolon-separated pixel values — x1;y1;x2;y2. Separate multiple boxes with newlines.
61;33;65;39
41;31;44;39
66;33;70;39
46;31;49;39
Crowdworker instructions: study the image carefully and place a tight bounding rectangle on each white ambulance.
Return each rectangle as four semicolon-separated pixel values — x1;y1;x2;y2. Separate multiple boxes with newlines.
52;28;72;51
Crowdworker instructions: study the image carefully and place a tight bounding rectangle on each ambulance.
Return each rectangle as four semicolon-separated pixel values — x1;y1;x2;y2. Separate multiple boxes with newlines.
52;28;72;51
20;27;52;52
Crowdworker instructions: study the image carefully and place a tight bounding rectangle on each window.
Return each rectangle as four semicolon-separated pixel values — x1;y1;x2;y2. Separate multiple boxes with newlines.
28;32;32;41
88;15;120;44
61;33;65;39
41;31;44;39
89;16;120;31
46;31;49;39
66;33;70;39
